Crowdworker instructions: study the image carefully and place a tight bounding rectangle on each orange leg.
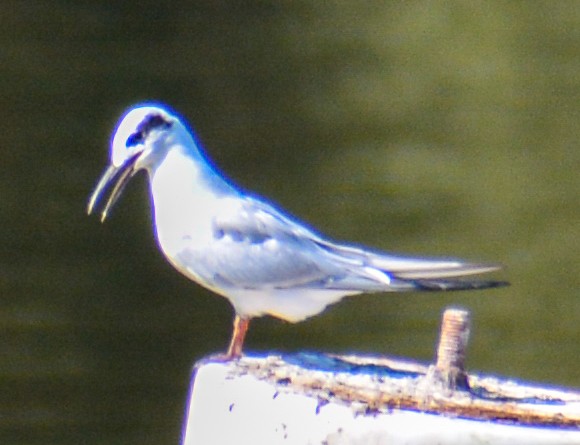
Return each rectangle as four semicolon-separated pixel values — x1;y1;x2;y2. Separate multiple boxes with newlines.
226;315;250;359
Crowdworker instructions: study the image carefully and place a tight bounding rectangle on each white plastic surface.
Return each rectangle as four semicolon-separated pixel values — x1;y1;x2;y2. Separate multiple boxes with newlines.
182;362;580;445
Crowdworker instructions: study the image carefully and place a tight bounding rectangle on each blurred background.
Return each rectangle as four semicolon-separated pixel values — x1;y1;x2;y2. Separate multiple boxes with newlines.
0;2;578;444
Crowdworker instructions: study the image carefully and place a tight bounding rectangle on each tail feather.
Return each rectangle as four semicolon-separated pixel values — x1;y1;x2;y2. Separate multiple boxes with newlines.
385;261;501;279
365;253;503;280
318;239;505;281
410;278;509;291
315;239;508;292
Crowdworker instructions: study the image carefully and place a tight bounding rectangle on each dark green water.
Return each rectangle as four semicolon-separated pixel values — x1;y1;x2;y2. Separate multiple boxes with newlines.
0;2;578;444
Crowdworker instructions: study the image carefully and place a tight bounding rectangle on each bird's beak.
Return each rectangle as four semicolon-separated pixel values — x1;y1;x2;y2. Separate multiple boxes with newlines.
87;152;141;222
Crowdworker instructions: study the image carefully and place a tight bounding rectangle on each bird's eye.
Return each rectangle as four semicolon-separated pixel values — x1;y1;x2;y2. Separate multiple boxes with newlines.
126;131;144;147
126;113;172;148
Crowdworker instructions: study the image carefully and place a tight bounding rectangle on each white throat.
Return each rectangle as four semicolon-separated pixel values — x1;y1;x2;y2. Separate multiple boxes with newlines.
147;146;235;258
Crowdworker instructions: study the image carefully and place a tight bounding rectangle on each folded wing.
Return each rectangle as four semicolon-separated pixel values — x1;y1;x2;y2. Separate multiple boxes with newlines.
200;196;507;292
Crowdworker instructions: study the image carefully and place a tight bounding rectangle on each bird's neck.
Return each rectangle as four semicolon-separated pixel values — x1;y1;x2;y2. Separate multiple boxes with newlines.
147;145;236;253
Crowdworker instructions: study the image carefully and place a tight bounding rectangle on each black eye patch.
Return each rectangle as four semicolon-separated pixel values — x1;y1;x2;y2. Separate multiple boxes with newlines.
126;113;172;147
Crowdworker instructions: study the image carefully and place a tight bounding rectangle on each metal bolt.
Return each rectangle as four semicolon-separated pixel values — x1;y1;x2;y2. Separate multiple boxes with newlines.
435;307;471;390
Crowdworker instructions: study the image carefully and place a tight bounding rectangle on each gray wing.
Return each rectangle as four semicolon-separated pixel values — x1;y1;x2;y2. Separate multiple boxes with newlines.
187;197;351;290
183;196;506;292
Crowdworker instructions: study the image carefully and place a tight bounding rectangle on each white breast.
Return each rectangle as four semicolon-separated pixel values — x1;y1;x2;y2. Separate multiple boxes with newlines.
148;150;219;256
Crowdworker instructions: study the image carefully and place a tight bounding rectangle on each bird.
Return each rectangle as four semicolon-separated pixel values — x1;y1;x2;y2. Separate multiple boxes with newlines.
87;104;507;360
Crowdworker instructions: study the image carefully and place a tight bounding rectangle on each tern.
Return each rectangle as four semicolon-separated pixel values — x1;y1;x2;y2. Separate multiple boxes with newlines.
88;104;506;359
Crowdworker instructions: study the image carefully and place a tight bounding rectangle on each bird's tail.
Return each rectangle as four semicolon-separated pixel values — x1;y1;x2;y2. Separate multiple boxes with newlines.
405;277;508;291
378;256;509;291
316;239;509;292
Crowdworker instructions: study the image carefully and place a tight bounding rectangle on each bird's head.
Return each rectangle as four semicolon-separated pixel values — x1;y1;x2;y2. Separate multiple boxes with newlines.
87;104;179;222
